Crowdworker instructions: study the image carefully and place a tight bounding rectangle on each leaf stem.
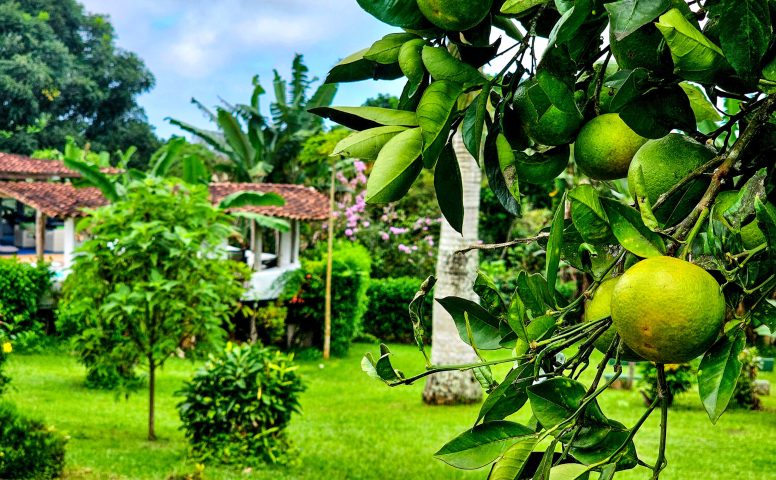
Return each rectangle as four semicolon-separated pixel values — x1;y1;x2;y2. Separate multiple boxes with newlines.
653;364;669;479
678;207;708;260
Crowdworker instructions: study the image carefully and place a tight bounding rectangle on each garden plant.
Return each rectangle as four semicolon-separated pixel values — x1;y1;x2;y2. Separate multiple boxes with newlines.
318;0;776;478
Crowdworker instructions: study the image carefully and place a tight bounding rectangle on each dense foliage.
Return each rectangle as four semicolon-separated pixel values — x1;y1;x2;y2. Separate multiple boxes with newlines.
0;259;52;349
639;363;694;407
177;343;304;466
323;0;776;478
281;242;371;356
0;0;159;164
58;178;248;439
364;276;430;343
0;401;67;480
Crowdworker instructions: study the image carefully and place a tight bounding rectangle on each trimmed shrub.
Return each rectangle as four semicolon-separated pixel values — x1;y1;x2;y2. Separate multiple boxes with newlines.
732;348;761;410
639;363;694;407
364;277;431;343
177;343;304;466
281;242;371;356
0;259;52;349
0;401;67;479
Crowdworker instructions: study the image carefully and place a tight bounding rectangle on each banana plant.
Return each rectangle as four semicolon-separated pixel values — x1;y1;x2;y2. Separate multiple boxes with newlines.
168;54;337;184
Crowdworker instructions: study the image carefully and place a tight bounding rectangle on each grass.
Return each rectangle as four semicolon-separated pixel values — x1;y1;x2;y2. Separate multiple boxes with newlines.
5;343;776;479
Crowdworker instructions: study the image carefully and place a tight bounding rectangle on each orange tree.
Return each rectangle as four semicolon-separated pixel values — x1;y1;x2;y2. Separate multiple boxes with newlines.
313;0;776;478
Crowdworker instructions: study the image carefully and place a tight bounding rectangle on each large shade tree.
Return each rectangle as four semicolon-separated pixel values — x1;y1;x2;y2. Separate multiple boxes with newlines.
319;0;776;478
0;0;159;164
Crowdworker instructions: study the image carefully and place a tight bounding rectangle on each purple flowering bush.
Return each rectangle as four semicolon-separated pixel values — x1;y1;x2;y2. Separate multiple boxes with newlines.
324;161;439;279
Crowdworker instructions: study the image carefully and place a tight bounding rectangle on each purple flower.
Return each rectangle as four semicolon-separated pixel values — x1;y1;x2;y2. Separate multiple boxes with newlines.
380;232;390;241
398;244;412;254
345;228;354;237
390;226;409;235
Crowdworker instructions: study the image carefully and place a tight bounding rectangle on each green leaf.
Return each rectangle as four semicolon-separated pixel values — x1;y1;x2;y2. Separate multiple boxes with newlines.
230;212;290;232
536;69;579;115
488;436;539;480
618;85;695;139
475;271;507;319
548;0;594;46
527;377;607;430
417;80;463;168
356;0;428;29
62;156;119;202
309;106;418;131
484;132;521;216
708;0;771;79
606;68;650;113
699;330;746;424
605;0;670;40
182;156;208;184
421;46;487;87
409;276;436;352
218;191;285;210
437;297;503;350
631;166;660;231
679;82;722;124
569;185;612;244
324;48;403;84
601;198;666;257
546;194;566;304
435;421;534;470
331;126;408;160
364;33;420;64
366;127;424;204
399;38;427;96
516;272;554;318
434;143;464;233
500;0;547;15
549;464;589;480
508;291;528;342
217;108;254;164
569;424;637;470
724;169;766;230
462;87;490;158
479;363;533;423
655;8;729;84
598;464;617;480
374;344;404;382
755;198;776;251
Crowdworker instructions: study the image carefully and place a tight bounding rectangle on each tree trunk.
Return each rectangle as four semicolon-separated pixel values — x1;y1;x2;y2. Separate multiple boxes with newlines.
423;131;483;405
148;354;157;441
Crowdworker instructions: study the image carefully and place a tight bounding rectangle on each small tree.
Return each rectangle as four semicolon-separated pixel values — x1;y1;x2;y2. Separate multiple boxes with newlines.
62;177;249;440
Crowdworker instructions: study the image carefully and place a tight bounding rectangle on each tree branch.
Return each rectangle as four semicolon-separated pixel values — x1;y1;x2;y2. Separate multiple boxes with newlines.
456;233;549;255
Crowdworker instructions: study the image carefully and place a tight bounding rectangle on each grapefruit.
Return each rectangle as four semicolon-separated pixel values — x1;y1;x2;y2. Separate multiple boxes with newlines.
584;278;642;361
628;133;717;226
611;256;726;364
574;114;647;180
514;79;583;147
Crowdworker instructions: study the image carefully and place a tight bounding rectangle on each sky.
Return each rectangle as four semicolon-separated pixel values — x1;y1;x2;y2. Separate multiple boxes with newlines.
78;0;405;139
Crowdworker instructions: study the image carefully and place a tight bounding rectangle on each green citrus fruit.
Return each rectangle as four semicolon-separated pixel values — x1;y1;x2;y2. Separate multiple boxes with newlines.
416;0;492;31
515;146;570;184
713;191;768;249
574;114;647;180
513;79;583;147
627;133;717;226
584;278;642;361
611;256;726;364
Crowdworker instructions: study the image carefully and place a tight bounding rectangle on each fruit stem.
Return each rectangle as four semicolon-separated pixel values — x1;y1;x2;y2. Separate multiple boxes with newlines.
678;207;708;260
653;364;670;479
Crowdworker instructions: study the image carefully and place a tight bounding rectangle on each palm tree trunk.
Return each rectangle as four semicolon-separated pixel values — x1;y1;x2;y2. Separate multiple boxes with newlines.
422;131;483;405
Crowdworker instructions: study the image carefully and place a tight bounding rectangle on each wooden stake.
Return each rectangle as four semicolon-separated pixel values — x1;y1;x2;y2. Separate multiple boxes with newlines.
323;163;336;360
35;210;46;263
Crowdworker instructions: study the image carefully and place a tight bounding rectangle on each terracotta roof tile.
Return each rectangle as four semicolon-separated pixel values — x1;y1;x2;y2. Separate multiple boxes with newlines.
209;183;329;221
0;182;107;218
0;181;329;221
0;152;119;179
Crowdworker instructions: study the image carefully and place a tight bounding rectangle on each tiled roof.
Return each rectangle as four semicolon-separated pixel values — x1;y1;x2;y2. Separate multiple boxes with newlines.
0;152;119;179
209;183;329;221
0;182;107;218
0;181;329;221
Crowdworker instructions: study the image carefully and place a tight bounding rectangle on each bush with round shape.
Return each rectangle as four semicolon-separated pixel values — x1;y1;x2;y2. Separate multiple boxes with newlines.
584;278;642;361
514;79;583;147
177;343;304;467
611;256;726;364
416;0;492;31
713;191;768;249
0;401;67;479
628;133;717;226
574;113;647;180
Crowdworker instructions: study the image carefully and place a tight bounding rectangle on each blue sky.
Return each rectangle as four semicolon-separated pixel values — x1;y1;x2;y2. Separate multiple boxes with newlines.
79;0;405;139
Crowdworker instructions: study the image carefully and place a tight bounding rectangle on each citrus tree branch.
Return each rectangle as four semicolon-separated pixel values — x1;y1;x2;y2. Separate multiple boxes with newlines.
672;95;776;241
456;233;549;254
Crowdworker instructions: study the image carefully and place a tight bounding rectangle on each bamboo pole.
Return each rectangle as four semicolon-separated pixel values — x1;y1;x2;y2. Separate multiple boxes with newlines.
323;163;336;360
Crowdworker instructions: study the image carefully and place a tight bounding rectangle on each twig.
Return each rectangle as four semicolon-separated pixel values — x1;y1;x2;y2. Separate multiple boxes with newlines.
456;232;549;254
592;49;612;116
653;364;669;479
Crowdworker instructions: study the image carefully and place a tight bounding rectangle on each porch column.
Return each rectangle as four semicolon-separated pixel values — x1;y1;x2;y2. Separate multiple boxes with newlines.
63;218;76;269
292;220;300;264
278;228;293;267
250;219;263;271
35;210;46;263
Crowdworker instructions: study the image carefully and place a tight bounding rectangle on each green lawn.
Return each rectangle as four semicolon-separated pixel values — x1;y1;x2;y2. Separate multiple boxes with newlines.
5;344;776;479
